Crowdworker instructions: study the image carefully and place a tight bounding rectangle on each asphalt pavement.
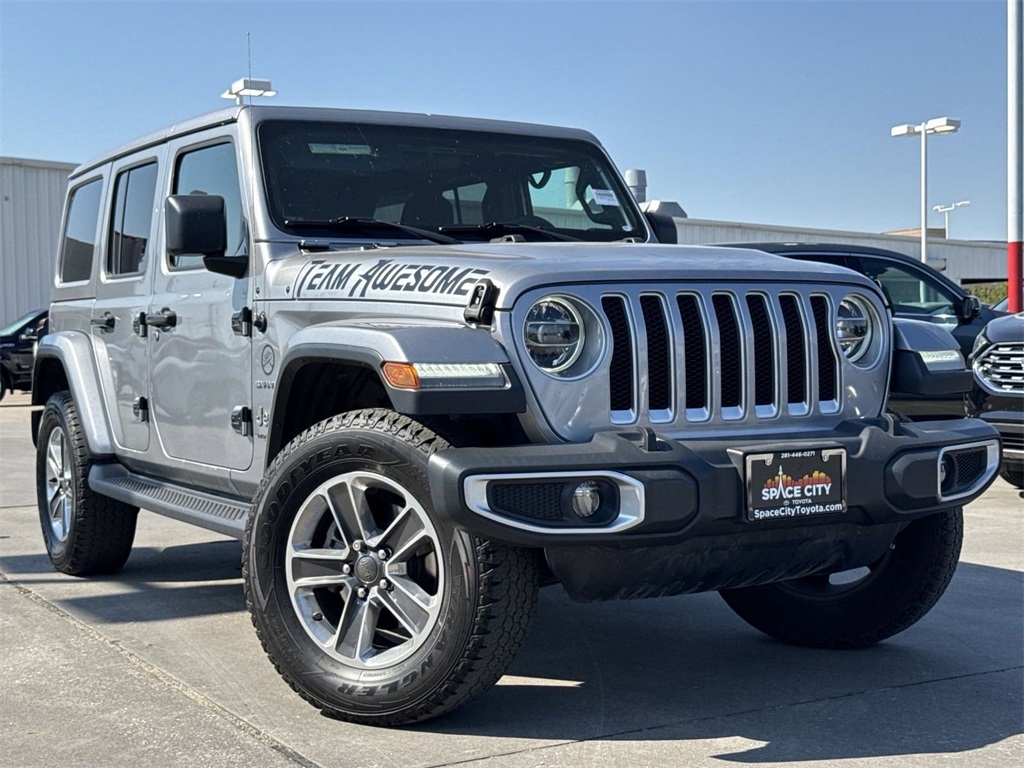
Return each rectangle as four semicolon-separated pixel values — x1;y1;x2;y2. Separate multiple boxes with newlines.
1;392;1022;768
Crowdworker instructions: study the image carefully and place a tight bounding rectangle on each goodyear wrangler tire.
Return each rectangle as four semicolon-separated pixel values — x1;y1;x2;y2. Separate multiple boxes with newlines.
36;391;138;575
719;508;963;649
243;408;540;725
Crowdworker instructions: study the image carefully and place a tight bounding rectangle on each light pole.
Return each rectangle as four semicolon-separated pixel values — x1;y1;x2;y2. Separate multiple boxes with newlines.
932;200;970;239
891;117;961;264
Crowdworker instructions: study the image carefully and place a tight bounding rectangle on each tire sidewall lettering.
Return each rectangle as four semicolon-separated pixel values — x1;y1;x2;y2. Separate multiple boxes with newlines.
249;423;477;710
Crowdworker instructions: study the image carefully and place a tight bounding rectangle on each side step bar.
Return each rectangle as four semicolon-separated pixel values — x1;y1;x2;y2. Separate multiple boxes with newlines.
89;464;250;539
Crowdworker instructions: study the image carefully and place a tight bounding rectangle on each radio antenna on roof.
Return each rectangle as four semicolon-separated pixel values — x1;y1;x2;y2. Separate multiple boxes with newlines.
220;33;277;106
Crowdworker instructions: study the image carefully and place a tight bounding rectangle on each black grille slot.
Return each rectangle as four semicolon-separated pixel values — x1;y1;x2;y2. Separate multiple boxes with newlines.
640;295;671;411
779;295;807;404
712;294;742;409
746;295;775;407
489;483;564;520
810;296;837;402
602;296;634;411
677;295;708;410
953;450;986;489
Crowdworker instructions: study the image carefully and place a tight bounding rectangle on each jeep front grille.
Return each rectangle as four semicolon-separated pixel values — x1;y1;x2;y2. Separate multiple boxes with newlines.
975;342;1024;394
600;288;842;424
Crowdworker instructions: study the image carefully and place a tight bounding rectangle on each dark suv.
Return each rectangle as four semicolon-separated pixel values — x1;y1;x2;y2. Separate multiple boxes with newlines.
0;309;46;401
720;244;1005;419
969;313;1024;488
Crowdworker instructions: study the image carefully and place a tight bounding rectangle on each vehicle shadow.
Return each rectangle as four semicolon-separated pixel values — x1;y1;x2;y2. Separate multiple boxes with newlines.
412;561;1023;762
4;541;1021;761
1;540;245;621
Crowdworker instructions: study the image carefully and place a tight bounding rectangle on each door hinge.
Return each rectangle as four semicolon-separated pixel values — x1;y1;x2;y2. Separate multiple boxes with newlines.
231;307;253;337
133;396;149;422
231;405;253;436
132;312;148;338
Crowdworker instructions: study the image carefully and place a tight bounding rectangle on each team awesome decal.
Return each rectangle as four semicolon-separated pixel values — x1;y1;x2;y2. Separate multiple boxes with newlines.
296;258;491;299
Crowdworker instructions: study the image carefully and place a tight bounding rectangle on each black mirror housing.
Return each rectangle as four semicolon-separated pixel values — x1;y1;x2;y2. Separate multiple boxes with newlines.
165;195;227;258
958;295;982;322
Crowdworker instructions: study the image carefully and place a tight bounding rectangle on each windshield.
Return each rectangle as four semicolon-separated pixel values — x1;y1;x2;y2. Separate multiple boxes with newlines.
0;310;42;337
257;120;646;242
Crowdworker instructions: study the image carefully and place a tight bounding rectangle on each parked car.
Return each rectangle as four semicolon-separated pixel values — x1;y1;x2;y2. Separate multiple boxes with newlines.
32;103;999;726
968;313;1024;488
0;308;46;401
718;243;1006;419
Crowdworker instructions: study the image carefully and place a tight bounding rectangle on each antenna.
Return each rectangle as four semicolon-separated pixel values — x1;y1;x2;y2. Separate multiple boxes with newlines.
247;32;252;106
220;34;276;106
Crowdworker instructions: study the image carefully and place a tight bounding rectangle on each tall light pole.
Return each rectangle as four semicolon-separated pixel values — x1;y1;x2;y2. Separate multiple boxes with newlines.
891;117;961;264
932;200;970;239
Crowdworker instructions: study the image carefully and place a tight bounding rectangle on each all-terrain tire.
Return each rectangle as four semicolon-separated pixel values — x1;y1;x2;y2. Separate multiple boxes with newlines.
36;391;138;575
243;408;540;726
720;508;963;649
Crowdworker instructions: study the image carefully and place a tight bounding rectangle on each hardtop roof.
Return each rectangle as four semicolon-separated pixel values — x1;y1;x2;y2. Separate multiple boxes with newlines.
70;104;601;179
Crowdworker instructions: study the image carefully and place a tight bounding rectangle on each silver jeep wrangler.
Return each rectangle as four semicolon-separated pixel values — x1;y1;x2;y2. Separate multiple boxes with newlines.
33;104;1000;725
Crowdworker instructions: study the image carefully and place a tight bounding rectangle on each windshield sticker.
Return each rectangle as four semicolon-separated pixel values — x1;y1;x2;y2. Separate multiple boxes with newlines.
591;189;620;207
297;258;491;299
308;143;373;156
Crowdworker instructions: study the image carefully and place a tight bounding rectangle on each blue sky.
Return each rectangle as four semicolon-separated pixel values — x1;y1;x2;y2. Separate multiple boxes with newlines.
0;0;1011;241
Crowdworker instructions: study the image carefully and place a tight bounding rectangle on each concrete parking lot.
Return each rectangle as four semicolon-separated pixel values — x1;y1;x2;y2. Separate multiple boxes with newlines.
1;392;1021;768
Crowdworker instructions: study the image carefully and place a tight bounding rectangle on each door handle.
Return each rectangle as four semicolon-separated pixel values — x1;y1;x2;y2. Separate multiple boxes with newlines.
145;309;177;328
90;313;116;331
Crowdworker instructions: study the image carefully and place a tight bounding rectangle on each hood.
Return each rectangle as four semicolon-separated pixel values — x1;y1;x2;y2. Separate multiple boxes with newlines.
265;242;881;309
982;312;1024;343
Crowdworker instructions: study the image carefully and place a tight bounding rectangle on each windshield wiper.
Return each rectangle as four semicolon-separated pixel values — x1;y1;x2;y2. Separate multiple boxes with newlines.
282;217;462;245
438;222;579;242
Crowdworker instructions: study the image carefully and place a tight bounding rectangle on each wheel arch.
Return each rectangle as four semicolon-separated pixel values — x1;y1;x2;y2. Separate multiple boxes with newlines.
266;324;524;465
32;332;114;454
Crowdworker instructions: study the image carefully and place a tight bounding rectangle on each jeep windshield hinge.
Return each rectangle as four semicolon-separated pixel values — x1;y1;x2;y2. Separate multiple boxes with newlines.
133;396;149;422
464;278;498;325
231;307;253;337
231;405;253;436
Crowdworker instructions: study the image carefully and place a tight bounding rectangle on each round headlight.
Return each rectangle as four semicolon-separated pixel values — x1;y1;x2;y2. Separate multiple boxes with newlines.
836;295;874;363
524;296;584;373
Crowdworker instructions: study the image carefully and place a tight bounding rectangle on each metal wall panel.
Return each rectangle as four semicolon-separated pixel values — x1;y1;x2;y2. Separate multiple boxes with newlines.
673;217;1007;286
0;157;76;322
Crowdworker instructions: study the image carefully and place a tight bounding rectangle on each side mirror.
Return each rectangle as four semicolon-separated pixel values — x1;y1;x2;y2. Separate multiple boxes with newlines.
165;194;247;278
166;194;227;257
958;295;981;322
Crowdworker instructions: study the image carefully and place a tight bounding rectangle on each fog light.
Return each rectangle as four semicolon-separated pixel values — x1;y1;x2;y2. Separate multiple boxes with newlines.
940;454;956;493
572;481;602;518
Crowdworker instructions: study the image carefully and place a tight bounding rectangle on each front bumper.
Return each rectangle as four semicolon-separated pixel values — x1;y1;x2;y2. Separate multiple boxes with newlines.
429;417;999;602
429;417;1000;548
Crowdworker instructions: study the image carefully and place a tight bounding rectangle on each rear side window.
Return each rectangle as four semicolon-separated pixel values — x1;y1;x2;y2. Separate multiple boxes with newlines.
107;162;158;276
60;179;103;283
171;142;244;270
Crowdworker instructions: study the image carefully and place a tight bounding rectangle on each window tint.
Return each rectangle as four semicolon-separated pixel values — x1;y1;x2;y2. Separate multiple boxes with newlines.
858;257;954;308
172;142;245;269
441;182;487;225
60;179;103;283
107;162;157;276
856;256;957;326
257;121;644;242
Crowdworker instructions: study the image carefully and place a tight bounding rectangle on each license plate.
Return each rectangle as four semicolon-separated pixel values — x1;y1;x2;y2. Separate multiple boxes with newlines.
745;448;847;522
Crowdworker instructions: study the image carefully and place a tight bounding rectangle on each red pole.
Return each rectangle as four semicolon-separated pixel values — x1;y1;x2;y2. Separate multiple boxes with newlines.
1009;0;1023;312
